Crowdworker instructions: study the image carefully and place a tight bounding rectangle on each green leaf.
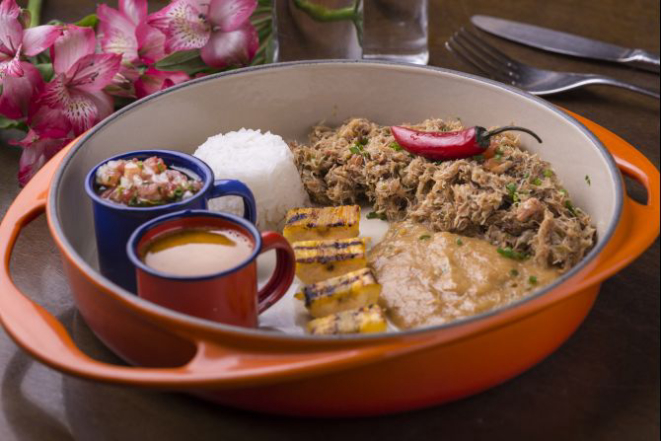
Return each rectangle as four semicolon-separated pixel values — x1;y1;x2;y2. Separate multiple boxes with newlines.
34;63;54;82
0;116;28;131
75;13;99;28
497;247;529;261
154;50;208;75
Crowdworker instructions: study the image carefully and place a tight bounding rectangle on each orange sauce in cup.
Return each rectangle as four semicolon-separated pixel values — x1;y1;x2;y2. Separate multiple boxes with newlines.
143;228;253;277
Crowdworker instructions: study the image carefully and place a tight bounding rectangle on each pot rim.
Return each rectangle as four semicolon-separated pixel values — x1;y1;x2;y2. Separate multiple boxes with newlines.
47;59;623;342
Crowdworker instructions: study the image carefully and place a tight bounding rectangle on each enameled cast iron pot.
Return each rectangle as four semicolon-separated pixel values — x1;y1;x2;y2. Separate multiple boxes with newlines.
1;61;659;417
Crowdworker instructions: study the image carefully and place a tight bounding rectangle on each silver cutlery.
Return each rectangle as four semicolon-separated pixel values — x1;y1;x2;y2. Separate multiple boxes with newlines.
446;28;660;99
471;15;660;74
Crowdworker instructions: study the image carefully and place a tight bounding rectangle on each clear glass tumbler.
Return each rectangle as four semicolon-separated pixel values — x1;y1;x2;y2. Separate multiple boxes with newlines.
362;0;429;64
273;0;429;64
273;0;363;61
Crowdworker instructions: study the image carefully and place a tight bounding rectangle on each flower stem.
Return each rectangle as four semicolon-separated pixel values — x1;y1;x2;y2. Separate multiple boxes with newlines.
26;0;42;27
292;0;359;22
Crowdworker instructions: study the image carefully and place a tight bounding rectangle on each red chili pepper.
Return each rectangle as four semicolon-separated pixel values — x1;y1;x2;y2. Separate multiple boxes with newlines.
390;125;542;161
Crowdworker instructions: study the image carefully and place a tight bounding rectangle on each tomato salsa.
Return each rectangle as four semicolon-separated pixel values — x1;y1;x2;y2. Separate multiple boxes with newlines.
94;156;203;207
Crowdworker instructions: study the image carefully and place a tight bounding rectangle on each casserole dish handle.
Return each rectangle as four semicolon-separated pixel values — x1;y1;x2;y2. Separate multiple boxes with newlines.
568;113;660;288
0;143;438;388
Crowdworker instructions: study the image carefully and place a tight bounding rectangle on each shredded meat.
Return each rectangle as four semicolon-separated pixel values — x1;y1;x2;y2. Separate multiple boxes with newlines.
290;118;596;271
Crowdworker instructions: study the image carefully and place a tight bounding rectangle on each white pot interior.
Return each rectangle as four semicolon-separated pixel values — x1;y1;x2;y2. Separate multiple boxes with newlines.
52;61;621;333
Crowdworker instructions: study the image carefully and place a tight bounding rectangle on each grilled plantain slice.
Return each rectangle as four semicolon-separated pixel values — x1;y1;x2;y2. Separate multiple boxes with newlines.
307;304;387;335
283;205;360;243
293;237;368;284
295;268;382;318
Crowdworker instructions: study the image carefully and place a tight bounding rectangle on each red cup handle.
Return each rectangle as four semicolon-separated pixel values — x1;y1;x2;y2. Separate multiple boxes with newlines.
257;232;296;314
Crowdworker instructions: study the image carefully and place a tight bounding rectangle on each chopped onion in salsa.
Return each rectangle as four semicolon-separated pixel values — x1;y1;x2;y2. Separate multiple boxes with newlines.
95;156;203;207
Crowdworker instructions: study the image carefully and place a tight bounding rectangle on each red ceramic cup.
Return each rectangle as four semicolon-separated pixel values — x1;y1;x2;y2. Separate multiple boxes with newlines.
126;210;295;327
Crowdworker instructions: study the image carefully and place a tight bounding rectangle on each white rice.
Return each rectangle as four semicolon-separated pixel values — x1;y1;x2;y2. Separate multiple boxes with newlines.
193;128;309;231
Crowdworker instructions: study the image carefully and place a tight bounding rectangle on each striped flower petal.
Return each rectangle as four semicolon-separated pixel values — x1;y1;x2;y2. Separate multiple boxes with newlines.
136;22;165;64
208;0;256;32
0;45;23;78
66;53;122;93
200;22;258;68
52;26;96;75
119;0;148;26
0;61;42;118
97;4;139;63
22;25;60;57
148;0;210;52
0;0;22;54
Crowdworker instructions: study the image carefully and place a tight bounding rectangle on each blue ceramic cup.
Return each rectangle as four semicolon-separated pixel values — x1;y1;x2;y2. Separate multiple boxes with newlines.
84;150;256;292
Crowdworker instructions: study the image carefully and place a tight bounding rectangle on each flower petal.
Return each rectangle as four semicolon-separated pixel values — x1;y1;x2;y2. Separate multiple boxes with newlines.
208;0;256;32
28;93;71;138
0;0;22;54
84;90;114;122
0;61;43;118
119;0;148;25
0;44;23;78
148;0;210;52
97;4;139;63
67;53;122;93
135;23;165;63
200;23;258;68
21;25;60;57
15;130;71;186
134;67;189;98
52;26;96;75
62;90;99;135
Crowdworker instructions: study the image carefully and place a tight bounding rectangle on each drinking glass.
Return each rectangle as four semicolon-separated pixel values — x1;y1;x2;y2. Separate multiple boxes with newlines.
362;0;429;64
273;0;363;61
273;0;429;64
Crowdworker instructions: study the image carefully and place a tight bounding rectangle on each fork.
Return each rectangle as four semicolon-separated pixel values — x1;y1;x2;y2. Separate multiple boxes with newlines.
446;28;660;99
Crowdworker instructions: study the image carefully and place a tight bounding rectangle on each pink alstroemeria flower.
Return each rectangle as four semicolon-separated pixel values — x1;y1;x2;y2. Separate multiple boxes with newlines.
148;0;259;68
98;0;166;65
0;0;59;118
97;0;190;98
13;130;72;186
134;67;189;98
34;26;121;136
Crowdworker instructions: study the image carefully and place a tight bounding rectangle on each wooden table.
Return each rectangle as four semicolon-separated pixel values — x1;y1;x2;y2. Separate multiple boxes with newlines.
1;1;659;439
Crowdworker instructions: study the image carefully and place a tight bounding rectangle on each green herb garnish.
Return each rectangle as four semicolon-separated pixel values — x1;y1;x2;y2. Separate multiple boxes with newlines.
366;211;387;220
543;169;553;178
565;200;578;217
506;183;519;202
358;138;368;145
560;188;569;196
389;142;403;151
510;269;519;277
585;174;591;186
497;247;529;261
532;177;543;186
529;276;538;285
472;154;485;162
350;143;370;158
419;234;431;241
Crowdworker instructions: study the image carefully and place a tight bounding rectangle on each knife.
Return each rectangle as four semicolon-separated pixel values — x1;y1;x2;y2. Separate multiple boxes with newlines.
471;15;660;74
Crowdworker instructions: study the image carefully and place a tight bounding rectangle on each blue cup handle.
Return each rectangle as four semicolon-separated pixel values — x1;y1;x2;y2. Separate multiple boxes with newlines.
208;179;257;224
